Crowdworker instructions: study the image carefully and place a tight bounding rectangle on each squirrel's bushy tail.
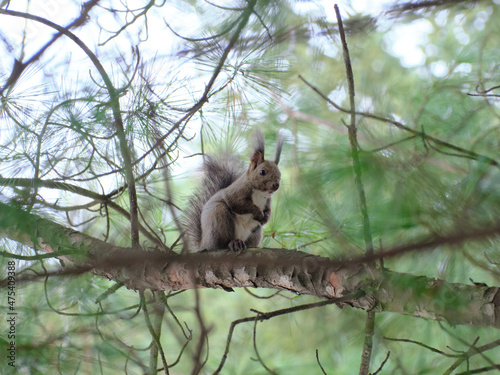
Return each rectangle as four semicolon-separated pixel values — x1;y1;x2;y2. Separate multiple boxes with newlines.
184;153;244;250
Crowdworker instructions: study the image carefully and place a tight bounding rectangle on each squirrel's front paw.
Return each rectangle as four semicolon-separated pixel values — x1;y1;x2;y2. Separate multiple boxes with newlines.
256;209;270;224
228;239;246;251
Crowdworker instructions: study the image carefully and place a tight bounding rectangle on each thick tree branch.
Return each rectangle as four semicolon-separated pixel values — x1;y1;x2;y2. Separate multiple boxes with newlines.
1;201;500;330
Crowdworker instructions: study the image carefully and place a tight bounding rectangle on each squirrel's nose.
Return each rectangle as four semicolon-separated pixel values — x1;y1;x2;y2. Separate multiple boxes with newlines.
272;182;280;191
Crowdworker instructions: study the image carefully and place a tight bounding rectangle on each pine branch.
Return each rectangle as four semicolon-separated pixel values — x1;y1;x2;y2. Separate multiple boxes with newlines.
0;8;141;247
1;201;500;330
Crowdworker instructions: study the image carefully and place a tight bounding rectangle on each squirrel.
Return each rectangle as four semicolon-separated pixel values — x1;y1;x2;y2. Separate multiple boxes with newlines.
184;130;283;252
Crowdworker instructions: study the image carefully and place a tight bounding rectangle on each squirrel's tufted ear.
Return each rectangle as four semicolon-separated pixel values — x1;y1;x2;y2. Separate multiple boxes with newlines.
248;129;266;170
274;134;284;165
249;150;264;170
252;129;265;157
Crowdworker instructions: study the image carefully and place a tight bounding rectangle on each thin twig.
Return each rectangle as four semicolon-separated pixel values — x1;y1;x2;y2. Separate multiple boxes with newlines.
191;286;210;374
141;292;169;375
384;337;461;358
316;349;328;375
371;351;390;375
0;176;166;248
386;335;500;375
95;282;124;304
456;365;500;375
442;338;500;375
0;0;100;94
298;75;500;169
252;319;277;374
243;288;281;299
213;293;359;374
130;0;257;172
0;8;141;247
164;15;240;43
99;0;160;46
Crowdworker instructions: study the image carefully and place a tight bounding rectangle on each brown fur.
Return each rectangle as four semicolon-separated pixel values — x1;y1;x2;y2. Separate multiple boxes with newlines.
184;131;282;252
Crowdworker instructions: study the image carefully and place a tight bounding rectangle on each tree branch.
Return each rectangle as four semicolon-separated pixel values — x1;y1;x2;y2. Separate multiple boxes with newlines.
333;4;373;259
333;5;376;372
359;310;376;375
132;0;257;167
0;0;100;94
142;291;169;375
213;294;358;374
2;201;500;331
0;177;167;249
298;75;500;169
0;8;141;247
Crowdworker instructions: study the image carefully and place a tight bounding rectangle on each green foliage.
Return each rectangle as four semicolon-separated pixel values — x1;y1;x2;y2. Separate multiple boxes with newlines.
2;0;500;374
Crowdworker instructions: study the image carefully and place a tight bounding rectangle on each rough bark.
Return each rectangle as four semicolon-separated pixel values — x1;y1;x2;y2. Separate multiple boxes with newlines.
1;202;499;329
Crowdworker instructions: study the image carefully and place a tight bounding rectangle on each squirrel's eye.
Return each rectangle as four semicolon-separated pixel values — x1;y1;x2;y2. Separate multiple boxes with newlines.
259;169;267;176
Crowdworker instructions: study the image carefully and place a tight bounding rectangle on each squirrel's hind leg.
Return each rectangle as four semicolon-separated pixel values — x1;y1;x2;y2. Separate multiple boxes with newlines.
245;227;263;249
199;199;235;251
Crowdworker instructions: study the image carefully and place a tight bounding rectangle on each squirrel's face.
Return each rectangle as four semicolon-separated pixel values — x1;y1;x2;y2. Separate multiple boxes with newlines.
248;160;281;194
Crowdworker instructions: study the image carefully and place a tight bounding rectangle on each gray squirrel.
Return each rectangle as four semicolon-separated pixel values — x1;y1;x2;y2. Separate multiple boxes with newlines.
184;130;283;251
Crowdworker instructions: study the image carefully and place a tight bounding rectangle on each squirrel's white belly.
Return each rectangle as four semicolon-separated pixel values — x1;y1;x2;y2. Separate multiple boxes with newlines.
252;190;270;210
234;213;258;241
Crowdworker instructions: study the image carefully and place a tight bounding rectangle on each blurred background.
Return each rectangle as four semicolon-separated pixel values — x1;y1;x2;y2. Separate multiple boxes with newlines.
1;0;500;373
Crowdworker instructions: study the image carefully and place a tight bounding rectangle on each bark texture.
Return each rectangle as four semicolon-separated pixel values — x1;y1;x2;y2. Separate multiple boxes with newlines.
1;201;499;329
